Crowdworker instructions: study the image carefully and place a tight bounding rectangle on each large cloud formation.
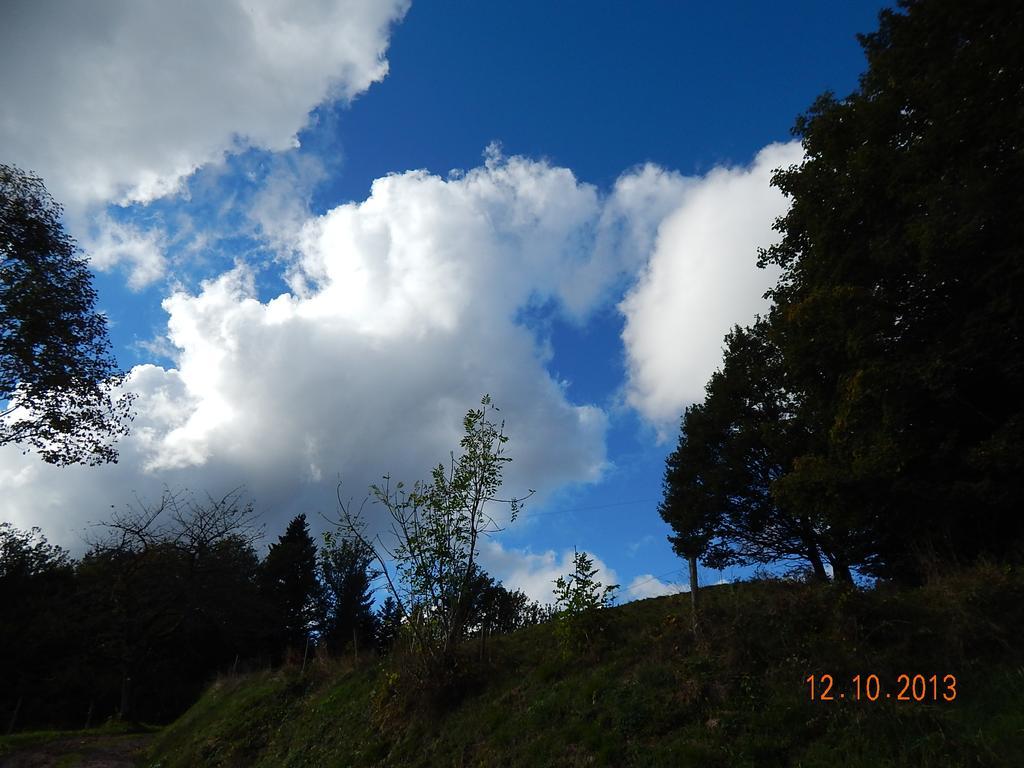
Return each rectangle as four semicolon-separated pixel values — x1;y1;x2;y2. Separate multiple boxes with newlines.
1;151;691;548
1;142;798;599
0;0;408;213
619;141;802;433
0;1;804;597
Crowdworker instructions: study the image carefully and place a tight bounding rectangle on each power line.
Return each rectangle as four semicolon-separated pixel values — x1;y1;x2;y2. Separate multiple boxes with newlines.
620;568;687;595
516;497;660;520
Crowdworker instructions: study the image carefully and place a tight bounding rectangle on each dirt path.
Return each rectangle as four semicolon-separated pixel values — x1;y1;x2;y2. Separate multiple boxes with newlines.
0;733;154;768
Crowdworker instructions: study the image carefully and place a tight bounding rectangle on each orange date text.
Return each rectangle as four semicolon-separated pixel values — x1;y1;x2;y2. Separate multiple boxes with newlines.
805;673;957;702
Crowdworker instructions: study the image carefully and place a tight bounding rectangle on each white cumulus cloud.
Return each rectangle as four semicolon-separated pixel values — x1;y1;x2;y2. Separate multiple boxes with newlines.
623;574;685;601
480;541;619;605
619;141;802;433
0;142;801;556
0;0;409;213
84;216;167;290
1;151;683;549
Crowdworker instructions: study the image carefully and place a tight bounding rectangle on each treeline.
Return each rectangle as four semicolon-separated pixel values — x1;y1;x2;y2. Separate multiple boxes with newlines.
0;494;546;731
660;0;1024;585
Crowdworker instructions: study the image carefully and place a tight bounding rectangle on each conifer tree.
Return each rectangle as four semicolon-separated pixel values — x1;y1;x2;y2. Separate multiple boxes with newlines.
259;514;322;652
319;532;378;655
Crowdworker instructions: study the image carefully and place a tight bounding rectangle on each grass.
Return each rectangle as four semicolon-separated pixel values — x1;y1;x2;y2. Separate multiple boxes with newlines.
145;564;1024;767
0;720;159;757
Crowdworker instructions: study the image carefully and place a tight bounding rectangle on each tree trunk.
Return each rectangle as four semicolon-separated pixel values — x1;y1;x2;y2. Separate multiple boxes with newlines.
808;548;829;582
6;696;21;735
688;555;699;635
829;555;854;586
119;672;132;722
798;518;830;582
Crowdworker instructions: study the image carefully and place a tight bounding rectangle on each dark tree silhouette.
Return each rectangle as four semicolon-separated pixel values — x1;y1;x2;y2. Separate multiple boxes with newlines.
259;514;322;653
0;524;75;731
375;595;403;654
661;322;858;585
659;401;722;624
0;164;134;465
0;491;269;730
761;0;1024;580
82;488;264;721
665;0;1024;586
460;565;543;637
319;532;379;655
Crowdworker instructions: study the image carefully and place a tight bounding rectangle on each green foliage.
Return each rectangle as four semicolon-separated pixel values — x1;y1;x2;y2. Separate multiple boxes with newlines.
758;0;1024;580
664;0;1024;585
466;567;549;636
552;548;618;655
660;321;855;582
552;548;618;615
336;395;532;675
0;521;70;582
658;402;719;563
0;163;134;465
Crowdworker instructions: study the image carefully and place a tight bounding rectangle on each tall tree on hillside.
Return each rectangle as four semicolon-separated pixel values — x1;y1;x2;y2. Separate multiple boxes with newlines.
662;322;862;584
0;164;134;465
319;532;378;655
259;514;322;652
335;396;533;676
659;401;724;625
760;0;1024;580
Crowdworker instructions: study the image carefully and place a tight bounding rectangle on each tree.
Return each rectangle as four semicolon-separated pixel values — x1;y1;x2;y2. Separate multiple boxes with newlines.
476;583;537;635
760;0;1024;580
319;532;379;655
463;567;542;636
0;164;134;465
0;495;272;730
258;514;323;654
659;402;722;627
0;524;75;730
335;395;533;675
552;548;618;614
661;322;860;586
81;487;264;721
375;595;403;654
551;548;618;654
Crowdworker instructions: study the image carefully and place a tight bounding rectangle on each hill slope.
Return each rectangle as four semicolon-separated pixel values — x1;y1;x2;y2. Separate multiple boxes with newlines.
145;568;1024;767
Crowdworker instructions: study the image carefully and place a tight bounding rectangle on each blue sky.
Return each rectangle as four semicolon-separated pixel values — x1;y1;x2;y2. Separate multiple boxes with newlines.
1;0;886;602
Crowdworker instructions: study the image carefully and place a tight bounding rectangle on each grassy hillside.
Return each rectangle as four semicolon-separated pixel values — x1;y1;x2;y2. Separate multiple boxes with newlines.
145;566;1024;767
